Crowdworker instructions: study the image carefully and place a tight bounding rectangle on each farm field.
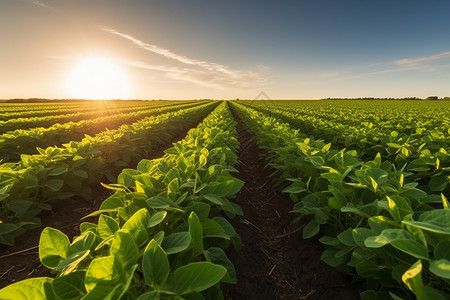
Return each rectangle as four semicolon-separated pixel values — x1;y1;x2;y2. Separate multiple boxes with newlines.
0;99;449;300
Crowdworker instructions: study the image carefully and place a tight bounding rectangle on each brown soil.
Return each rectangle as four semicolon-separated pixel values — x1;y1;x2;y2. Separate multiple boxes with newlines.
0;127;196;288
222;116;360;300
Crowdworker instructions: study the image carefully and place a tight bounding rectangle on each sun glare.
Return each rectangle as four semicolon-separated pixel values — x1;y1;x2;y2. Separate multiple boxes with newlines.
65;57;131;100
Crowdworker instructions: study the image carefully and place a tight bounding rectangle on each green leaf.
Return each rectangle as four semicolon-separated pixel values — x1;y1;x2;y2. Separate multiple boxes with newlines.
137;159;154;173
161;232;191;254
48;167;68;176
52;271;86;299
148;211;167;227
98;214;119;239
386;196;401;222
390;240;429;260
174;262;226;294
204;247;236;284
303;220;320;239
136;291;160;300
203;194;225;206
188;212;203;254
85;256;121;293
0;277;55;300
39;227;70;268
428;176;447;192
364;229;412;248
402;260;426;299
143;239;169;286
110;230;138;269
0;223;20;235
55;250;90;274
402;210;450;236
45;179;64;191
337;229;356;246
430;259;450;279
122;208;150;247
434;240;450;260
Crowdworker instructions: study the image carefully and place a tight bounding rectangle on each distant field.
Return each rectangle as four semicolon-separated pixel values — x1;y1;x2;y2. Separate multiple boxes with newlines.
0;100;449;299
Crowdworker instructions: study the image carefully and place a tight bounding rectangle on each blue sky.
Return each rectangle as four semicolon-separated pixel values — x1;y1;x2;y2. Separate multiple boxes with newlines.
1;0;450;99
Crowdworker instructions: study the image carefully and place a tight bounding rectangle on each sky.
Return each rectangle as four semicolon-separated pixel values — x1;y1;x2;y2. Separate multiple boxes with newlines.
1;0;450;100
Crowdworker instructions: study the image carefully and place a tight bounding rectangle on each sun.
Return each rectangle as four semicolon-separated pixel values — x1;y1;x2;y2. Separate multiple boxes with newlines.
65;57;131;100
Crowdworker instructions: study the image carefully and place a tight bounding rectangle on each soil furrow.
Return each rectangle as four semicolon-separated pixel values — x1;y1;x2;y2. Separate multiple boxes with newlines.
223;114;359;300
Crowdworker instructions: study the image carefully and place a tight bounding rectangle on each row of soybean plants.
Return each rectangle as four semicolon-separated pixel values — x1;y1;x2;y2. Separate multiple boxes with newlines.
0;101;206;162
230;101;450;300
0;102;217;247
0;101;185;134
0;100;161;120
0;101;243;299
239;100;449;197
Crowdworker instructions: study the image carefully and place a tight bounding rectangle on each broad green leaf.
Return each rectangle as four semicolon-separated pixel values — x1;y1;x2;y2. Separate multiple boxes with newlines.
136;291;160;300
0;223;19;235
143;239;169;286
85;256;121;293
39;227;70;268
352;228;375;248
70;231;95;253
188;212;203;254
337;229;356;247
303;219;320;239
390;240;429;260
48;167;68;176
55;250;90;274
148;211;167;227
0;277;55;300
204;247;236;284
402;210;450;236
434;240;450;260
110;230;138;269
161;232;191;254
174;262;226;294
364;229;412;248
402;260;426;299
45;179;64;191
428;176;447;192
430;259;450;279
203;194;225;205
98;214;119;239
122;208;150;246
52;271;86;299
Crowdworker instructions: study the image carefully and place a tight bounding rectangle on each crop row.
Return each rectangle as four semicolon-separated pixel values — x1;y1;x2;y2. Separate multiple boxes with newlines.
0;101;205;162
0;102;217;246
0;101;187;134
240;101;449;197
0;101;174;120
230;101;450;299
0;101;243;299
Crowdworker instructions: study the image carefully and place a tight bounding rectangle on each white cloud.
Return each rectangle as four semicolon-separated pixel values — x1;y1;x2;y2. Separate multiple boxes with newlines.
395;51;450;66
102;27;265;89
30;0;56;11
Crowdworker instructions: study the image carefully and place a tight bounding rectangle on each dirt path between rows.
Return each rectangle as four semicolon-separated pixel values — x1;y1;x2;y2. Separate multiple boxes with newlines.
0;125;200;289
222;114;359;300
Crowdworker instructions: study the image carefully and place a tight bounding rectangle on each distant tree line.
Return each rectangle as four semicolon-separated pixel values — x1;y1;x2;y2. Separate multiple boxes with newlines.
323;96;450;100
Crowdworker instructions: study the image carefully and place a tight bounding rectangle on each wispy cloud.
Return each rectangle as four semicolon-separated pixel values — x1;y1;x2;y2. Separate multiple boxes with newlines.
395;51;450;66
30;0;56;11
102;27;265;89
319;50;450;83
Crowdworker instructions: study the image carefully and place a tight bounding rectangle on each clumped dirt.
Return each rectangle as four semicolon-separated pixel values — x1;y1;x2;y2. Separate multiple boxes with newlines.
0;128;197;288
222;116;359;300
